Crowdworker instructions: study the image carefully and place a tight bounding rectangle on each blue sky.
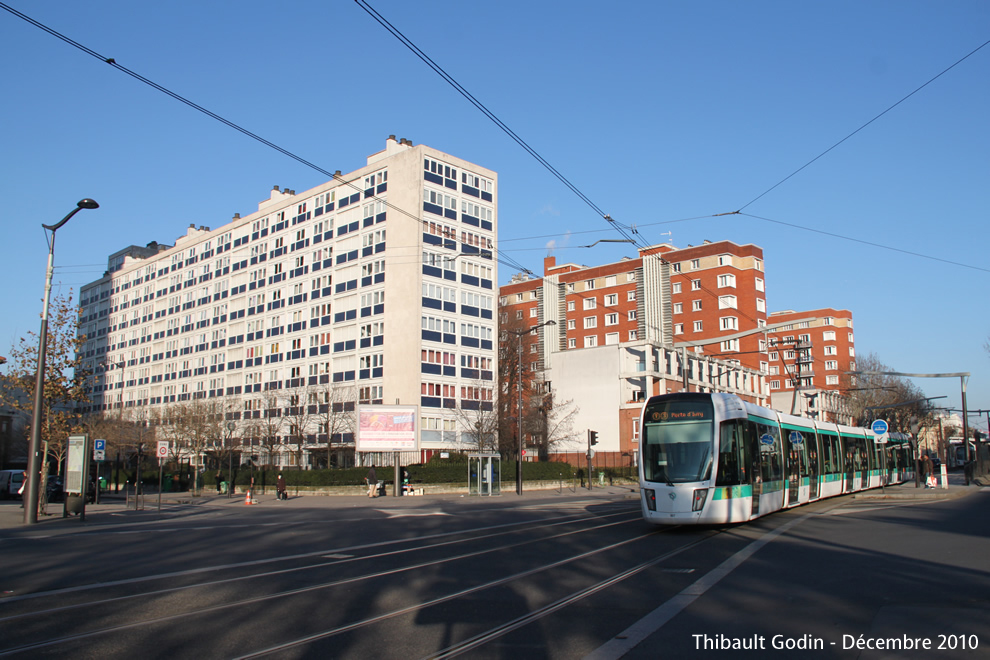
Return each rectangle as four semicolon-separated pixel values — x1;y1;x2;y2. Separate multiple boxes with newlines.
2;1;988;429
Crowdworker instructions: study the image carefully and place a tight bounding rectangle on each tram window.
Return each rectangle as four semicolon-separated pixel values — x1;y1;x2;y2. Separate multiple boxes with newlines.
716;421;746;486
821;433;839;473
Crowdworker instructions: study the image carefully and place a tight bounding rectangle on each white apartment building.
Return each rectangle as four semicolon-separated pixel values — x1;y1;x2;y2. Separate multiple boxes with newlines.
78;137;497;466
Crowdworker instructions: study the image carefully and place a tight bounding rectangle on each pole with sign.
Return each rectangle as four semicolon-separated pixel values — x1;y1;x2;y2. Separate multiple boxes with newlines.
157;441;168;512
93;439;106;504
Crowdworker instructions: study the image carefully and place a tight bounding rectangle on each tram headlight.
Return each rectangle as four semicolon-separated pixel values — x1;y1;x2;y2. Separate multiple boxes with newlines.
692;488;708;512
644;488;656;511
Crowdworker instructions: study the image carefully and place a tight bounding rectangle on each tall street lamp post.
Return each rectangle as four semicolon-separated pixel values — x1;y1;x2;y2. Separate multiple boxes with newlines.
25;199;99;524
506;320;555;495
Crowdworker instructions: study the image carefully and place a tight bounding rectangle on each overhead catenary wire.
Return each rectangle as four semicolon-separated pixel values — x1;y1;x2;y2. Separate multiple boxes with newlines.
737;37;990;212
0;1;535;279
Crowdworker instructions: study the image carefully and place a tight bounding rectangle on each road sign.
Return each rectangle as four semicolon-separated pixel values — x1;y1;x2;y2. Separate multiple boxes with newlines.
93;449;105;462
94;439;106;452
156;441;169;458
871;419;889;436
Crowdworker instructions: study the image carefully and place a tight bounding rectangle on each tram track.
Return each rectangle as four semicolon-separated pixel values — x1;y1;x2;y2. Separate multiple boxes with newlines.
0;509;651;657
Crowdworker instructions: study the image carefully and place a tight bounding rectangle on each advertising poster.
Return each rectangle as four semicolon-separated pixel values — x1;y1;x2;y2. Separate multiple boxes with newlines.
356;405;419;452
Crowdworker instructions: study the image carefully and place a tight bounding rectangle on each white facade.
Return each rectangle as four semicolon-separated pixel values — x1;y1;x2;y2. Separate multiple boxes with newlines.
78;138;498;463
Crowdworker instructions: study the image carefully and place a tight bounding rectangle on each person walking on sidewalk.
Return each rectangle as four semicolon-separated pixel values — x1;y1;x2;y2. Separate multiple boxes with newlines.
276;474;287;501
366;465;378;498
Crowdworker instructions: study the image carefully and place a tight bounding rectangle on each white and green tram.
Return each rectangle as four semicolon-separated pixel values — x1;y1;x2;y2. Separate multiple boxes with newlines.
639;392;914;525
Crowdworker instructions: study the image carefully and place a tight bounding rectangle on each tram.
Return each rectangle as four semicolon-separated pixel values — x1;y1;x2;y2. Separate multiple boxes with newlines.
638;392;914;525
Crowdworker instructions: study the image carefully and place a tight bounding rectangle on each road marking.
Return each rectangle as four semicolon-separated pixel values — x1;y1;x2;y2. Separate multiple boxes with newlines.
584;512;813;660
375;508;450;518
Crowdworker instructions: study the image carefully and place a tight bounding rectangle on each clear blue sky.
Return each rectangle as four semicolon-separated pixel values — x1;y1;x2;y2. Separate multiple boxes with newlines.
2;1;988;429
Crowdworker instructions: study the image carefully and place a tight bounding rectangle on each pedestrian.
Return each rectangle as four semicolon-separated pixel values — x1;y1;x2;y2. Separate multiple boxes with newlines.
215;472;222;494
923;454;935;488
367;464;378;498
276;473;286;501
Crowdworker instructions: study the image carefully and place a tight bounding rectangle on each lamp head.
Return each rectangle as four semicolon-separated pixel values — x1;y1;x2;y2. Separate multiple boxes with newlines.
77;199;100;210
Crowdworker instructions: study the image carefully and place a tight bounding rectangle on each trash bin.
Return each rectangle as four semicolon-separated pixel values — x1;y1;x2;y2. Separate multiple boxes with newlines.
220;481;228;495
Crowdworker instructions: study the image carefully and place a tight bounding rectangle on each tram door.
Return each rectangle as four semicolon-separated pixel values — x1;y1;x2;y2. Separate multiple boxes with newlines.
785;431;802;506
744;421;761;518
808;433;820;500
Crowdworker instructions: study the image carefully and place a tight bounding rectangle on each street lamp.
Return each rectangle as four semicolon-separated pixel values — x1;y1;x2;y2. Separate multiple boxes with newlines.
25;198;99;524
506;319;556;495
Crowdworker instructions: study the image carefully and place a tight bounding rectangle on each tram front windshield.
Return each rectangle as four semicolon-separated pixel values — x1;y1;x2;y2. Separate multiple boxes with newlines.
642;399;713;484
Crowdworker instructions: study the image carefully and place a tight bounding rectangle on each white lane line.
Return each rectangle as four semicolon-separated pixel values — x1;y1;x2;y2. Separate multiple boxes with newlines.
584;513;813;660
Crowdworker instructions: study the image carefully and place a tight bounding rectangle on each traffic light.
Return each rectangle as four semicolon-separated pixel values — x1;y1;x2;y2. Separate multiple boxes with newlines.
588;430;599;446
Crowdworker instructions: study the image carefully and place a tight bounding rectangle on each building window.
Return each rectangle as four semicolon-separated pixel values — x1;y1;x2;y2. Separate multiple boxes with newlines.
530;308;538;318
824;317;834;325
756;298;766;313
824;345;837;356
672;263;681;272
770;380;780;389
674;323;684;335
825;360;838;370
718;295;737;309
755;277;764;292
627;291;636;301
672;282;682;294
826;375;839;385
584;317;597;329
692;300;702;311
720;316;738;331
605;332;620;345
673;302;683;314
721;338;739;352
717;274;736;288
691;279;701;291
718;254;732;266
605;293;618;306
568;338;576;348
584;336;598;348
628;310;637;321
567;319;576;330
823;330;836;341
583;297;596;310
690;259;700;270
605;275;617;287
585;279;596;290
605;313;619;326
628;330;637;340
693;320;703;332
567;300;575;312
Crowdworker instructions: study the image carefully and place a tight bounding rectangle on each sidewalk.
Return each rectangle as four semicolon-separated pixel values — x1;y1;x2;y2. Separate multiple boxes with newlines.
0;482;639;531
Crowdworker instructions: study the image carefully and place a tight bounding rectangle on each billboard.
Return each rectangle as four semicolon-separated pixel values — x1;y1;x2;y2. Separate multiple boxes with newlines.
356;405;419;452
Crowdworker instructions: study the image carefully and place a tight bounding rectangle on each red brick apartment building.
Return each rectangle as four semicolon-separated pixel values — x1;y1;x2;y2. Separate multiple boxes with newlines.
498;241;769;468
765;308;856;423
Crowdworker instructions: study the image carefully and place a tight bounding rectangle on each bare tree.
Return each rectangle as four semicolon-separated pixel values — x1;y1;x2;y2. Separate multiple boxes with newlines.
844;352;931;429
2;292;90;474
284;385;317;470
313;382;356;468
526;389;580;461
256;389;286;468
453;380;500;452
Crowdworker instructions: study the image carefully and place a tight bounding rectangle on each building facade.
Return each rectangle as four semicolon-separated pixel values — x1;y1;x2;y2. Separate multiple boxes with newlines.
498;243;768;468
78;137;498;466
765;308;855;423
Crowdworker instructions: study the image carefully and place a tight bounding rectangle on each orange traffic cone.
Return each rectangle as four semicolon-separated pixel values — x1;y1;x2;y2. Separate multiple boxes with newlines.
244;489;254;505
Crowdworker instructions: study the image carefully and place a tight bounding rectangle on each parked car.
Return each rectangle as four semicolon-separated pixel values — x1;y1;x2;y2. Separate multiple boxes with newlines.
0;470;25;500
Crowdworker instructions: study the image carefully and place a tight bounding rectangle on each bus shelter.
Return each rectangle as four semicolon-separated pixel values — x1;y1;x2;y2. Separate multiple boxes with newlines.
468;453;501;496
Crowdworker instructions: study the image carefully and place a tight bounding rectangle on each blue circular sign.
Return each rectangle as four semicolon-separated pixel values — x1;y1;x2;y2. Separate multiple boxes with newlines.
789;430;804;445
759;433;775;446
871;419;889;435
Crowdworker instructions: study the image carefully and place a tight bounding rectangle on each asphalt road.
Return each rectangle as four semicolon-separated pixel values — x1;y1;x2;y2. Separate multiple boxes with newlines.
0;480;987;659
